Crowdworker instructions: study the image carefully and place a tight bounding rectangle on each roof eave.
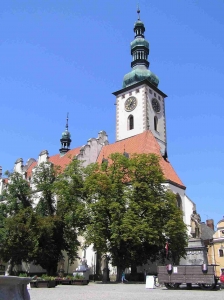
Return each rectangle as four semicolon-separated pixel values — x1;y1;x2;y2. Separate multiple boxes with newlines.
112;79;167;98
164;179;186;190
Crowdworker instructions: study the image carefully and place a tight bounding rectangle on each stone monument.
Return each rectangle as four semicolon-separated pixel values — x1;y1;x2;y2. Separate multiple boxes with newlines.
73;257;90;281
180;210;208;265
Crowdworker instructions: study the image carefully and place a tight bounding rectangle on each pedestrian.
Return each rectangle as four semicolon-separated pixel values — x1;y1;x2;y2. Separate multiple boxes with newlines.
121;271;128;283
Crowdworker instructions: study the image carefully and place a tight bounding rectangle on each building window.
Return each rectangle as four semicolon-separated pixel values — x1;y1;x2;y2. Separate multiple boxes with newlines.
154;116;158;131
128;115;134;130
219;249;224;257
136;89;139;93
158;96;161;100
176;194;182;211
129;92;132;96
122;94;125;99
149;89;152;94
154;93;156;97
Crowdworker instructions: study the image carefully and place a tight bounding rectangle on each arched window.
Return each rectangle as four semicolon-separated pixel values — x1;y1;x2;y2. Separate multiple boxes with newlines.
128;115;134;130
154;116;158;131
176;194;182;211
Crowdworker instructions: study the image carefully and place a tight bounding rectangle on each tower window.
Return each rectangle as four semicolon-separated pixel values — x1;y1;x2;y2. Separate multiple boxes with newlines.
136;89;139;93
158;96;161;100
128;115;134;130
149;89;152;94
129;92;132;96
154;93;156;97
122;94;125;99
154;116;158;132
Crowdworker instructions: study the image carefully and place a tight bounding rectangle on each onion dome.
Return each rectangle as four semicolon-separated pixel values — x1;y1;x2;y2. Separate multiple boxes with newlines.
62;129;71;139
123;68;159;88
122;8;159;88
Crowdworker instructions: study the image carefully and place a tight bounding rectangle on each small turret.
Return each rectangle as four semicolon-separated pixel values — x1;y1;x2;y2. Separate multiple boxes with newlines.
59;113;72;156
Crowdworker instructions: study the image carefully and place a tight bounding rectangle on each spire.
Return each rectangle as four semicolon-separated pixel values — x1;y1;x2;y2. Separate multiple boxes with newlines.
59;113;72;156
122;9;159;88
132;8;148;67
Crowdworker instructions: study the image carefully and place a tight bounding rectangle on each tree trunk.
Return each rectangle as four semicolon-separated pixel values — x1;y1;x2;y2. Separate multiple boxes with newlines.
96;252;102;279
46;262;58;276
102;256;110;282
131;264;137;274
116;265;122;282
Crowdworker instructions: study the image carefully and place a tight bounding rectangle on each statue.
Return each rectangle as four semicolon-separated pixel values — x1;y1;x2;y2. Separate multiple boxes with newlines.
191;210;201;238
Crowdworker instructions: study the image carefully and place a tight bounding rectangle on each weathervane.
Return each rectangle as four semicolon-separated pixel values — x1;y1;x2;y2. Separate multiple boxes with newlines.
137;4;140;20
66;112;69;131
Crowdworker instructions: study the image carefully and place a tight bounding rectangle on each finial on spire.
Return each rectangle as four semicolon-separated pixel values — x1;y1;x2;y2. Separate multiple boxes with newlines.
66;112;69;131
137;4;140;20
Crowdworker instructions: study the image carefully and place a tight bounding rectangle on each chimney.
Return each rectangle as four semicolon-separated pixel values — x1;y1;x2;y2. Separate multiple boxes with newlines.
206;219;214;231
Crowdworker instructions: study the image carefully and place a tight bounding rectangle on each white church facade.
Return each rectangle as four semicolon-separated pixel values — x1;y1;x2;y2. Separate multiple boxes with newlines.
0;10;198;276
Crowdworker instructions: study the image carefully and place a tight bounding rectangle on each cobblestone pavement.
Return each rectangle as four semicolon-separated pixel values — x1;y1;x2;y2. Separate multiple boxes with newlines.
29;282;223;300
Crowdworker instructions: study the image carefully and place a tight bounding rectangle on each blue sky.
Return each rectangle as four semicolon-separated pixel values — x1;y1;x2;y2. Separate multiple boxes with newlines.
1;1;224;227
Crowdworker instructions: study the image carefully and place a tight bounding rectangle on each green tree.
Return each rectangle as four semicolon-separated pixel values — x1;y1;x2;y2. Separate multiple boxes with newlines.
0;207;38;274
29;162;66;275
32;162;59;216
0;172;33;273
0;160;87;276
83;153;187;281
54;158;88;265
2;171;32;215
31;215;65;275
31;160;87;274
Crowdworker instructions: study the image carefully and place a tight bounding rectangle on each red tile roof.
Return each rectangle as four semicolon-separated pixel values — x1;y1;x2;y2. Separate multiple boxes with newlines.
26;161;37;178
97;131;185;189
25;131;185;189
26;147;81;178
49;147;81;168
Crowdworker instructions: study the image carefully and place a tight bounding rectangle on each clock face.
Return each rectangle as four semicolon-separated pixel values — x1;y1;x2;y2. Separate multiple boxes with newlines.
152;98;161;113
124;96;137;112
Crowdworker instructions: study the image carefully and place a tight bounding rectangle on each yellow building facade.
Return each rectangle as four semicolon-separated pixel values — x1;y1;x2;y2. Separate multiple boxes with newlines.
208;219;224;277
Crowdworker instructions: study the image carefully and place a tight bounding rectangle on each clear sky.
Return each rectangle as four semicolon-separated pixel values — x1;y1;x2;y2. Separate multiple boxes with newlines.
1;1;224;227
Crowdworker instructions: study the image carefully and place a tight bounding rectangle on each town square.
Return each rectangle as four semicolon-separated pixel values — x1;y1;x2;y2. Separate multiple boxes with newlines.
0;1;224;299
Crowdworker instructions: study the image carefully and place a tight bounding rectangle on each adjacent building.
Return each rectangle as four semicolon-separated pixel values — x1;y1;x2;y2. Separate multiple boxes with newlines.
207;218;224;276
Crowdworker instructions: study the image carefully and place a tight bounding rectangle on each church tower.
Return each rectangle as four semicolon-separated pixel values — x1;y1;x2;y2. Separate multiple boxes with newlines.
113;9;168;157
59;113;72;155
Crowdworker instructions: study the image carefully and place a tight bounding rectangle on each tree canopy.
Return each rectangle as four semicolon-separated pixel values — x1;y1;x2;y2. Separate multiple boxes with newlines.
0;161;86;275
83;153;187;280
0;153;188;278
